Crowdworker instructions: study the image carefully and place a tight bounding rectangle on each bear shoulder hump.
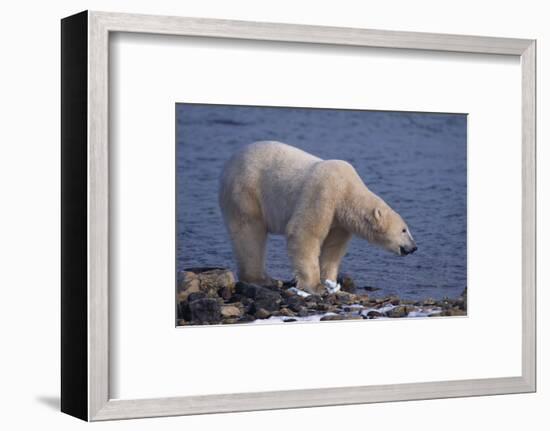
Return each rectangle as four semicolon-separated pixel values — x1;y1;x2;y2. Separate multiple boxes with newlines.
317;159;356;176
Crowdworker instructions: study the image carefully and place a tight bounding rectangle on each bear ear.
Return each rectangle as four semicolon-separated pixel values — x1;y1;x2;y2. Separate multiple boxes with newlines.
373;207;383;222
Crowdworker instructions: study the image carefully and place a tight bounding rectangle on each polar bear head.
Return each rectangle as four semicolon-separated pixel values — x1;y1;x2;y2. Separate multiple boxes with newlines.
366;203;417;256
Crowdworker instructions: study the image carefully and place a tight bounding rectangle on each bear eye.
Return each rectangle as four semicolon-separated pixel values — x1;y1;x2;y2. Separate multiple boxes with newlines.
402;228;407;233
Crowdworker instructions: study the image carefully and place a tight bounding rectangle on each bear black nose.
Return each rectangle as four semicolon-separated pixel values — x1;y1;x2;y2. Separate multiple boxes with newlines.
400;245;418;255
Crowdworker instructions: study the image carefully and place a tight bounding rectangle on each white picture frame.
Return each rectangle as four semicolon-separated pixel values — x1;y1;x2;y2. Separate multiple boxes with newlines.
61;10;536;421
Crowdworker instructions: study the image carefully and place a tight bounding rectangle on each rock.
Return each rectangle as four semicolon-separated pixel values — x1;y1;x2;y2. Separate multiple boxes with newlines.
176;300;186;320
335;291;354;304
187;291;207;303
268;279;284;289
440;308;467;317
184;266;226;273
455;299;466;311
235;282;282;312
305;299;320;310
437;299;452;310
362;286;381;292
254;298;280;313
178;268;236;299
282;289;297;298
282;279;297;289
308;294;323;303
255;308;271;319
188;298;221;324
178;269;470;325
277;308;295;317
297;307;309;317
222;318;240;324
315;303;331;312
220;304;242;318
387;305;409;318
358;296;373;306
338;274;356;293
320;314;344;321
238;314;256;323
347;294;361;303
285;295;305;312
387;296;401;306
341;314;363;320
460;287;467;310
234;282;256;297
197;269;236;297
177;272;201;301
324;294;338;305
218;285;234;301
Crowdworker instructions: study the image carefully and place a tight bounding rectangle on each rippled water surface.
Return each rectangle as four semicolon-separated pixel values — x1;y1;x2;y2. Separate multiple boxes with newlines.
176;104;467;300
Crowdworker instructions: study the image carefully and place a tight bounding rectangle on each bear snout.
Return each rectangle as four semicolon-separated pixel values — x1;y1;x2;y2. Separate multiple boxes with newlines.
399;245;418;256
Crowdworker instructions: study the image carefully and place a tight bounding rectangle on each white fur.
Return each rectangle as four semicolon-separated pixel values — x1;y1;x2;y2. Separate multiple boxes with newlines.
219;141;415;293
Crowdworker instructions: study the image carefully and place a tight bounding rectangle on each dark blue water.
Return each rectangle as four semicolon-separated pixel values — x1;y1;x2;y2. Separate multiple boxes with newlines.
176;104;467;300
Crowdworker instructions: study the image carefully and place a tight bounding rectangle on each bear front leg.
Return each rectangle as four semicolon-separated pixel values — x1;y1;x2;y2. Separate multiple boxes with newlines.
287;232;325;295
285;176;336;294
320;228;352;282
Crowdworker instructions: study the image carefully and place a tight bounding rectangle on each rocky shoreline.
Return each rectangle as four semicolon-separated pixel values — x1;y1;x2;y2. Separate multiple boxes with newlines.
176;268;467;326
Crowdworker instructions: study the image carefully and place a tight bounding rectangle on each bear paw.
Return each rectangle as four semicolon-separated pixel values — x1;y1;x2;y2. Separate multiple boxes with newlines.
324;279;341;294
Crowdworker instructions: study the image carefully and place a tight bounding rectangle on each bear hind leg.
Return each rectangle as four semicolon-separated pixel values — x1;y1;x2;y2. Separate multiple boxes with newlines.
227;219;273;285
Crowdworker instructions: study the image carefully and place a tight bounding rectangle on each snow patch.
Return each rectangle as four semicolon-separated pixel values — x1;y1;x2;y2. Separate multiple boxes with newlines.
288;287;311;297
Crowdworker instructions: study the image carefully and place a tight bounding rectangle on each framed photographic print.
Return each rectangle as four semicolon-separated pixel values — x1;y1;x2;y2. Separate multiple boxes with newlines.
61;11;536;421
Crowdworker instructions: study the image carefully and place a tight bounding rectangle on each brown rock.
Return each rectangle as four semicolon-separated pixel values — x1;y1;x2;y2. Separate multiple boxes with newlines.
358;296;373;306
198;269;236;296
222;318;240;324
282;289;297;298
254;308;271;319
220;305;242;318
440;309;467;317
320;314;344;321
177;273;201;301
387;305;409;318
315;303;331;312
387;296;401;306
341;314;363;320
335;291;354;304
278;308;295;317
286;295;305;312
338;274;356;293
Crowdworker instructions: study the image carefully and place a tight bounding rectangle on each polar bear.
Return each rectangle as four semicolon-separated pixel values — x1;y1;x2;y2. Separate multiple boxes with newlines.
219;141;417;294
